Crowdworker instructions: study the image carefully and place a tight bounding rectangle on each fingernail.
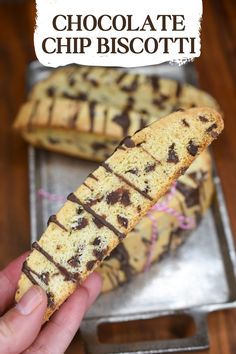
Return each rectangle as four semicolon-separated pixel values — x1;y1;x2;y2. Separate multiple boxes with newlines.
16;286;43;315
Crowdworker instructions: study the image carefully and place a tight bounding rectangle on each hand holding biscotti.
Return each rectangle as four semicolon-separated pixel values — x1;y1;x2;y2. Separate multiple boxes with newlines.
0;254;101;354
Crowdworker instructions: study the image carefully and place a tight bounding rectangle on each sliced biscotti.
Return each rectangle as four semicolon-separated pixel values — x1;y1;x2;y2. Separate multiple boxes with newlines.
15;107;223;321
29;65;219;117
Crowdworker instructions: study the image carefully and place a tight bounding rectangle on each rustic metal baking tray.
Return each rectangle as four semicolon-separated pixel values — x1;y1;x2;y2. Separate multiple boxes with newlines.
27;61;236;353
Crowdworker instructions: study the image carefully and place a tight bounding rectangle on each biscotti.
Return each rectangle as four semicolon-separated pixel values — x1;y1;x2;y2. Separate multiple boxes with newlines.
29;65;219;117
14;90;218;162
99;150;213;291
13;97;151;161
15;107;223;321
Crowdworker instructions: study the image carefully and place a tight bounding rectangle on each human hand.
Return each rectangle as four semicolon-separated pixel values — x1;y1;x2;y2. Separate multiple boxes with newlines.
0;253;102;354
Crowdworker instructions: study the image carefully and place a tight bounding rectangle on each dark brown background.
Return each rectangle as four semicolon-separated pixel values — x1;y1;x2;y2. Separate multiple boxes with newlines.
0;0;236;353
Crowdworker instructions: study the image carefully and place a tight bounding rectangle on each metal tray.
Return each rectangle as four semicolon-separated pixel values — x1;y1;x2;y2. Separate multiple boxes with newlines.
27;61;236;354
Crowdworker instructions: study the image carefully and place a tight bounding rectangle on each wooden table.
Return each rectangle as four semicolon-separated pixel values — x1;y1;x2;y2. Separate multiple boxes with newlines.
0;0;235;353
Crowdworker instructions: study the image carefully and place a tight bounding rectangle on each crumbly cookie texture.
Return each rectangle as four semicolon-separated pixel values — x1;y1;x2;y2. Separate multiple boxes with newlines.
29;65;219;117
99;150;213;291
15;107;223;321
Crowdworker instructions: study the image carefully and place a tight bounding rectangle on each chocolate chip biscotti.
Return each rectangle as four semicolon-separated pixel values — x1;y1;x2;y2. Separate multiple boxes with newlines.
99;149;213;291
15;107;223;321
14;97;151;161
29;65;219;117
14;88;218;162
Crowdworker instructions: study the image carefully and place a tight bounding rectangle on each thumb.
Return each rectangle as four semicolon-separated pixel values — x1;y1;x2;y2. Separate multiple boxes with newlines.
0;286;47;354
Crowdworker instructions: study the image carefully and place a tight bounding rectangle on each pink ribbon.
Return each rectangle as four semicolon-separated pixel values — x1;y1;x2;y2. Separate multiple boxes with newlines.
143;182;195;271
37;185;196;272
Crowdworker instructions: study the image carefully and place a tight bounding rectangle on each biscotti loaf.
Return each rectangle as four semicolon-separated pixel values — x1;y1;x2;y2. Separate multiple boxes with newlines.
15;107;223;321
13;97;151;161
99;150;213;291
29;65;219;117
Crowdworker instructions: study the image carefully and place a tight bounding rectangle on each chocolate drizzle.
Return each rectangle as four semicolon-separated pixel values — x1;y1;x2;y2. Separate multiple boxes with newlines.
48;98;56;125
112;110;131;136
27;100;40;131
176;82;182;97
67;193;125;240
23;262;50;285
22;262;39;285
32;242;79;282
152;94;169;109
47;215;67;231
150;76;160;92
116;72;127;85
89;100;97;132
102;162;153;201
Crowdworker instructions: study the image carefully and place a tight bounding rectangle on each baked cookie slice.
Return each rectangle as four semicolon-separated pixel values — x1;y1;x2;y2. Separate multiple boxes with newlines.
15;107;223;321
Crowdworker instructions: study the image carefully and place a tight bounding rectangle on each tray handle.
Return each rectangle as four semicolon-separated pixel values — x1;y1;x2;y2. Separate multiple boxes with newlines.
80;310;209;354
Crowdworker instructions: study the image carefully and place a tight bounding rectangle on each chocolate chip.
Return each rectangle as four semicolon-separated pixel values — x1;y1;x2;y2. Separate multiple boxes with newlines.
187;140;199;156
206;123;217;132
126;167;139;175
167;143;179;163
68;255;80;267
93;218;104;229
72;218;88;230
77;206;84;215
86;196;103;207
145;162;156;173
40;272;50;285
182;119;190;127
106;188;131;206
47;86;55;97
93;237;101;246
117;215;129;228
199;115;209;123
106;191;120;205
152;94;169;109
68;77;76;86
93;249;106;261
210;131;219;138
137;205;142;213
86;260;96;271
48;137;59;144
91;142;107;150
121;75;138;92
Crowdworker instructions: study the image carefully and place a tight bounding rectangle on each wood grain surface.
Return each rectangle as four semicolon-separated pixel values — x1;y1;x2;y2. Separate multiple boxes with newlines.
0;0;235;353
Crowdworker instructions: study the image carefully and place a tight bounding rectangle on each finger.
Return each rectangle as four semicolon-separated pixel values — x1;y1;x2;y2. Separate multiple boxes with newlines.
0;285;47;354
24;272;102;354
0;252;29;314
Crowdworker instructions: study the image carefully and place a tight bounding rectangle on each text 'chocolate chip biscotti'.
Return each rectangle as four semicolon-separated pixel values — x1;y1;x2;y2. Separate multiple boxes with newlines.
15;107;223;321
